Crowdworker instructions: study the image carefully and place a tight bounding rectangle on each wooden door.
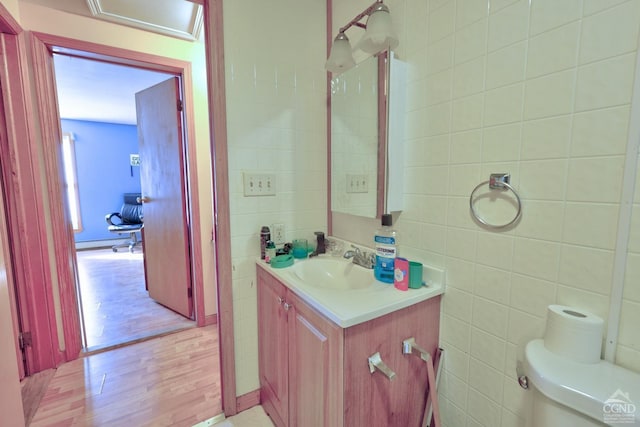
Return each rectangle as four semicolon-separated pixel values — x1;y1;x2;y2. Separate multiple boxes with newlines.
287;291;344;427
135;78;192;318
257;269;289;427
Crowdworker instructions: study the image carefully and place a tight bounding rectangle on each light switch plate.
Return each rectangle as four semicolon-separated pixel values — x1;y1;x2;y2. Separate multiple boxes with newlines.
243;173;276;196
346;174;369;193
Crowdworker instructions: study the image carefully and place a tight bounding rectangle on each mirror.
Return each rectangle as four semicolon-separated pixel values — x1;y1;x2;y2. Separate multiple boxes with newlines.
330;54;383;219
330;51;403;221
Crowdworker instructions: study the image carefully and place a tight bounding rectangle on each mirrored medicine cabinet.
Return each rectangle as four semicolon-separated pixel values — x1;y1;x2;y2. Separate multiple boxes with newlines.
329;51;404;220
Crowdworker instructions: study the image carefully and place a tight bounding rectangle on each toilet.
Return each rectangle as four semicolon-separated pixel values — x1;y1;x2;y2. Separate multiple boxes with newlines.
522;306;640;427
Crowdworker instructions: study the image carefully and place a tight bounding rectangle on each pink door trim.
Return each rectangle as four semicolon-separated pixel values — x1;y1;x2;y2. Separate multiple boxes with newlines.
0;31;61;372
202;0;238;415
0;2;21;34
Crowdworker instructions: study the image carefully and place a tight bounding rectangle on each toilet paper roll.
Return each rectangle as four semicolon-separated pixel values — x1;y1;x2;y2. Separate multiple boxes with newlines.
543;305;604;364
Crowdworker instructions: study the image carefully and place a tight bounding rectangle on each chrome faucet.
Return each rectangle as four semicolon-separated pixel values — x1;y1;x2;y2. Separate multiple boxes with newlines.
343;245;375;269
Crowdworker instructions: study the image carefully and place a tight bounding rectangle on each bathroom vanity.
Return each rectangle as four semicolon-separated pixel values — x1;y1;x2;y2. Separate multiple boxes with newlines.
256;257;443;427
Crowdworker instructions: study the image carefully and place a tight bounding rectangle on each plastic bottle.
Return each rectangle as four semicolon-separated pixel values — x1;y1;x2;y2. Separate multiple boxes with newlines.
374;214;397;283
260;226;270;259
265;241;276;263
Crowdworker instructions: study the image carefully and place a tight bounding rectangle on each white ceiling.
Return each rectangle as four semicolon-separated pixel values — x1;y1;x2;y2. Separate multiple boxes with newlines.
53;55;174;125
19;0;202;125
20;0;203;40
86;0;203;41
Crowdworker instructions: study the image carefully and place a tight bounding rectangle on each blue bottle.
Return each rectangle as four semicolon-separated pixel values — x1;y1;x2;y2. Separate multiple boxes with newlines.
374;214;397;283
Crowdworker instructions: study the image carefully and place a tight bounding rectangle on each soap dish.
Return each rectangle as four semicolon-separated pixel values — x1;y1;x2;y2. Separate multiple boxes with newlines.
271;254;294;269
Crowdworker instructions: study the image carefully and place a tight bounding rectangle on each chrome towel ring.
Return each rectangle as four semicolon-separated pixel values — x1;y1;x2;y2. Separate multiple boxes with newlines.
469;173;522;229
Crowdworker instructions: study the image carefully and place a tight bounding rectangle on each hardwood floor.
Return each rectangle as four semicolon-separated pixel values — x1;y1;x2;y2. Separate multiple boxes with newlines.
21;369;56;426
30;325;222;427
76;248;194;351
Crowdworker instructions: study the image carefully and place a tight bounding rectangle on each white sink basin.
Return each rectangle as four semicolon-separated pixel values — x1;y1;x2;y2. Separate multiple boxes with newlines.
289;257;373;290
258;252;445;327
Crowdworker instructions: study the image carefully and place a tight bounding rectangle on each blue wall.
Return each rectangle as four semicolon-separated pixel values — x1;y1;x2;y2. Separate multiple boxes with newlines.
61;119;141;242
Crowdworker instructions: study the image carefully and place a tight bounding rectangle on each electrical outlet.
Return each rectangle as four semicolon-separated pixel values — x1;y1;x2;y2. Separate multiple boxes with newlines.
271;223;285;245
243;173;276;196
346;174;369;193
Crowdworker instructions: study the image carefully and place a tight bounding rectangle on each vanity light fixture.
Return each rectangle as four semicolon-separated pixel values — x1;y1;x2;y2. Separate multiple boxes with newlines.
356;2;399;54
325;32;356;72
325;0;398;73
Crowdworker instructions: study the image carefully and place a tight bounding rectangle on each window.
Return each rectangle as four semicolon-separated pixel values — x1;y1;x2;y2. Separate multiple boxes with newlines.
61;132;82;232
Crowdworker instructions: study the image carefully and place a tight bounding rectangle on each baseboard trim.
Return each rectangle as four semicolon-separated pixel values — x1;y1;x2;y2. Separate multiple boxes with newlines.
236;390;260;413
203;314;218;326
192;412;226;427
75;239;129;250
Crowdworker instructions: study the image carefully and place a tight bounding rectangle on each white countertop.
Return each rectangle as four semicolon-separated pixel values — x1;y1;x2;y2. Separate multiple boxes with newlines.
256;255;445;328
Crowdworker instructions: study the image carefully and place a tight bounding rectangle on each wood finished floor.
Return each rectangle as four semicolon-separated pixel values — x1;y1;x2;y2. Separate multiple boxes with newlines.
21;369;56;426
30;325;222;427
76;248;194;351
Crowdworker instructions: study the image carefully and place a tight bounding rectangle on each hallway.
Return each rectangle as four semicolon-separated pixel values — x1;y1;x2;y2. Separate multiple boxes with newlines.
29;326;221;426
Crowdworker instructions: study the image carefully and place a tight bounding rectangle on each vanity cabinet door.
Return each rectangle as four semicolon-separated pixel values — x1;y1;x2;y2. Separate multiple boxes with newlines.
287;291;344;427
343;296;441;427
257;269;289;427
258;264;441;427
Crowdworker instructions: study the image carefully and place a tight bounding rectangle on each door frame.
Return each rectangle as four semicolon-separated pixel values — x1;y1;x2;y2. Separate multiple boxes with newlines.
0;63;24;379
0;9;63;375
0;8;23;374
28;32;206;362
201;0;238;415
1;0;240;418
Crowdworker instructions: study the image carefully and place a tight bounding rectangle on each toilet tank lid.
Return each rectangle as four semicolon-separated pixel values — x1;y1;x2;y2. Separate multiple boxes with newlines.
524;339;640;424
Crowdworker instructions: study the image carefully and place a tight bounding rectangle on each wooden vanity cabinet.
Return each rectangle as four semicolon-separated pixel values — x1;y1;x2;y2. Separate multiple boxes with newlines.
258;267;343;427
257;268;290;427
342;298;441;426
257;266;440;427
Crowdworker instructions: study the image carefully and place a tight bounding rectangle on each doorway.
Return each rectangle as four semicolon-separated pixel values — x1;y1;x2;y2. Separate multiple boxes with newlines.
26;31;210;363
0;1;235;418
53;54;197;352
15;30;222;422
21;3;237;409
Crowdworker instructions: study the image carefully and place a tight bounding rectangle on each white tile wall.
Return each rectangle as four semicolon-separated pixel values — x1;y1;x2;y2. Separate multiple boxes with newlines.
483;84;524;127
521;116;571;160
575;53;636;111
224;0;327;395
619;152;640;372
332;0;640;425
579;1;640;64
526;22;580;79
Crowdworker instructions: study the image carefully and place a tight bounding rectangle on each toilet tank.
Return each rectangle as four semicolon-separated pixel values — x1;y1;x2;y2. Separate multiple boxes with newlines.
524;339;640;427
530;387;605;427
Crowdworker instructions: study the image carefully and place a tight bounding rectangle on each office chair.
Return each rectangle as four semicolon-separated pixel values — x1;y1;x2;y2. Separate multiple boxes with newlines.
105;193;144;253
